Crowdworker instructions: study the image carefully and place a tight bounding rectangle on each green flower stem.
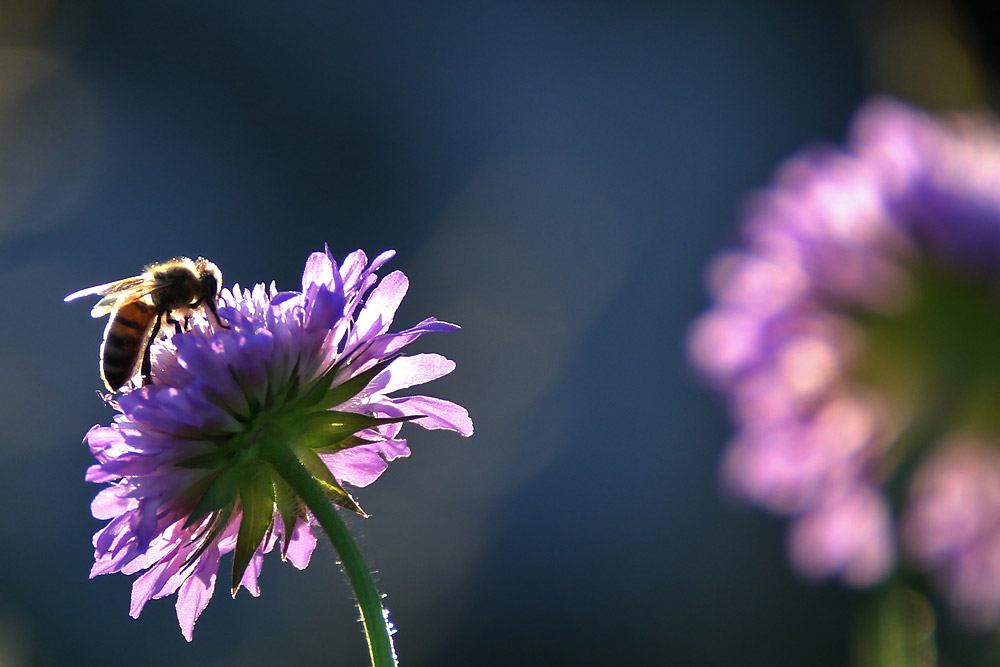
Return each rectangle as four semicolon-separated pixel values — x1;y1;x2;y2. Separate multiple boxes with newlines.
262;442;397;667
852;580;937;667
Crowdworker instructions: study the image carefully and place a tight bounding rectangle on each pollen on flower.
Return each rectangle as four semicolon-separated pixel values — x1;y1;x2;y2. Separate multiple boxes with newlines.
83;246;473;640
689;97;1000;623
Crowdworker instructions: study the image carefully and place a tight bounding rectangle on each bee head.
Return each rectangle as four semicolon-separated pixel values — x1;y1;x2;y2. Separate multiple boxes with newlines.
194;257;223;299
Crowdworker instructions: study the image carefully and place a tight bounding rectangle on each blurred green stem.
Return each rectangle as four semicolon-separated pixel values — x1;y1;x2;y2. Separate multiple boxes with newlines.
264;442;397;667
853;580;937;667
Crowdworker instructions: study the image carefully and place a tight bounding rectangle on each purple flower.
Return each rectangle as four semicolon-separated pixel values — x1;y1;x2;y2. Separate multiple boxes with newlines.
903;439;1000;628
85;247;473;640
689;98;1000;624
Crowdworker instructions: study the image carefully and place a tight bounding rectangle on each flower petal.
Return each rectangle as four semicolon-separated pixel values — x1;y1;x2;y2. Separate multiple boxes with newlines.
383;395;474;436
321;438;411;488
302;251;335;292
284;518;318;569
369;354;456;394
352;271;409;344
175;542;221;641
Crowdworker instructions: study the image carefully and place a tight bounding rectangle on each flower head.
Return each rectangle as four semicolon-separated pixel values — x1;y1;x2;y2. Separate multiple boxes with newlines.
689;98;1000;625
85;247;473;640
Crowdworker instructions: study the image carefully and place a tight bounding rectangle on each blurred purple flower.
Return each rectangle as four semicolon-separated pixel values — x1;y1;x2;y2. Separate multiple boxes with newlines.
903;439;1000;628
85;247;473;640
689;98;1000;623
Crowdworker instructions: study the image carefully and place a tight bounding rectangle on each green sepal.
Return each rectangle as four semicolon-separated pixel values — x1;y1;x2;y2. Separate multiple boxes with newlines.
177;446;234;471
272;473;302;558
228;365;262;418
182;504;234;572
297;410;418;450
183;468;241;529
275;360;302;407
263;358;302;412
294;445;367;517
231;467;276;595
298;355;398;410
198;383;252;424
313;434;376;455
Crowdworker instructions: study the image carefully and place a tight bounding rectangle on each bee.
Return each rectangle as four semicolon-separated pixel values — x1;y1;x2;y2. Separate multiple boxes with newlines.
65;257;229;392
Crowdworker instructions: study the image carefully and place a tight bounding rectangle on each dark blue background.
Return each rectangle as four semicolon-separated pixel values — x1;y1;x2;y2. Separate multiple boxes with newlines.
0;1;898;664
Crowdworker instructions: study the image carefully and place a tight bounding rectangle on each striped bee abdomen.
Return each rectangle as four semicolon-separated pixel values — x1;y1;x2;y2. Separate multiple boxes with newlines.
100;299;157;391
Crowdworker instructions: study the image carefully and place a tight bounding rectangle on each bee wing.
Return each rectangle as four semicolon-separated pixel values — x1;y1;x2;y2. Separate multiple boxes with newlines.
64;275;148;318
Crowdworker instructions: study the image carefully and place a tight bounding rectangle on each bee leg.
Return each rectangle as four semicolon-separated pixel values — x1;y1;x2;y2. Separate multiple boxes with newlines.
141;314;164;386
166;314;183;336
207;299;231;329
